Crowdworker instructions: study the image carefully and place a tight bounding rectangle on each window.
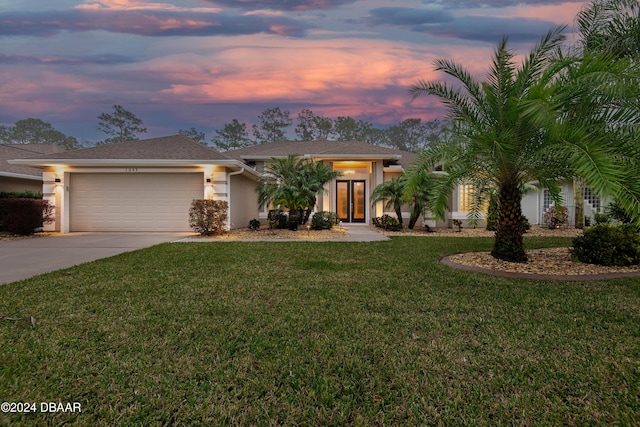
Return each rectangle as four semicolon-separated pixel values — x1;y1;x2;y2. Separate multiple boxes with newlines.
458;184;487;212
543;189;553;212
583;186;600;211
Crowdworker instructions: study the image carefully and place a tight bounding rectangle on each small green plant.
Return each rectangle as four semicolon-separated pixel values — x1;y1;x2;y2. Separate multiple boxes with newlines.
543;206;569;229
584;216;591;227
373;215;402;231
188;199;228;235
519;215;531;233
607;200;635;224
311;211;337;230
452;219;462;232
571;223;640;266
267;209;288;229
593;212;611;225
248;218;260;230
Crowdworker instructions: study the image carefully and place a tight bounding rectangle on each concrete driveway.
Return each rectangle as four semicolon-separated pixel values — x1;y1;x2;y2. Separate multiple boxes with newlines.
0;232;192;285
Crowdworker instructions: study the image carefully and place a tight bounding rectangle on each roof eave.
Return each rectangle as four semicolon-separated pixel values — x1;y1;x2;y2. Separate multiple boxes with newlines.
8;158;262;179
0;171;41;180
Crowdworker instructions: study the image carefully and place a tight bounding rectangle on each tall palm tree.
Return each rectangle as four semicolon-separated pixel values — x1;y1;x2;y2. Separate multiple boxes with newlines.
408;26;640;262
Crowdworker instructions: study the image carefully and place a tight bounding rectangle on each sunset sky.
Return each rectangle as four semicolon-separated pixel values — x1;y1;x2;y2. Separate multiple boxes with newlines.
0;0;588;144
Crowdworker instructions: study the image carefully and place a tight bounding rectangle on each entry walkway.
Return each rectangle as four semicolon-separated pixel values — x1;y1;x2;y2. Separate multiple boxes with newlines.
333;225;390;242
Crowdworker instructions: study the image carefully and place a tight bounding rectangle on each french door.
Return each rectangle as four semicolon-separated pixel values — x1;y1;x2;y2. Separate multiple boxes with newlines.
336;180;366;223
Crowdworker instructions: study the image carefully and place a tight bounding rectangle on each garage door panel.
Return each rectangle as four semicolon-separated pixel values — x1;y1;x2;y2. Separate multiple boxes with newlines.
70;173;203;232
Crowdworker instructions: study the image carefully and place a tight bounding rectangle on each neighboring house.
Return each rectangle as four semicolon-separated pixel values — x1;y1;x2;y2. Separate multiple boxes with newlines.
0;144;68;193
9;136;261;233
224;140;423;225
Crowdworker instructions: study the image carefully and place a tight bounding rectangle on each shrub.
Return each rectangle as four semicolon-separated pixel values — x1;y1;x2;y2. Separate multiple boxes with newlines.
452;219;462;231
593;212;611;225
607;200;634;224
519;215;531;233
0;191;43;199
571;223;640;266
249;218;260;230
311;211;337;230
0;198;53;235
373;214;402;231
188;199;228;235
267;209;288;229
543;206;569;229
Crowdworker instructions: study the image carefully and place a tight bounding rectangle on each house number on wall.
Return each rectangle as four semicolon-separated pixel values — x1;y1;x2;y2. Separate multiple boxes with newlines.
125;168;138;172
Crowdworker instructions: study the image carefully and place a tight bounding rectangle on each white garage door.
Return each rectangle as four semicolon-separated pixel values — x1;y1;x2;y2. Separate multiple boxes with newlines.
70;173;203;232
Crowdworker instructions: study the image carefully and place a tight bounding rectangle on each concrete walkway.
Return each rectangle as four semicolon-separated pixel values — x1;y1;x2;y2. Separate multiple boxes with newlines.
0;232;191;284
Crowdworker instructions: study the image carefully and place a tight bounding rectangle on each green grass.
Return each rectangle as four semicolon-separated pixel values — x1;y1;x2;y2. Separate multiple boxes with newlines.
1;237;639;426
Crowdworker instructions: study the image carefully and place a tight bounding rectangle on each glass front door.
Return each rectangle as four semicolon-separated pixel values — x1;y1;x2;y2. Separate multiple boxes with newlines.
336;180;366;223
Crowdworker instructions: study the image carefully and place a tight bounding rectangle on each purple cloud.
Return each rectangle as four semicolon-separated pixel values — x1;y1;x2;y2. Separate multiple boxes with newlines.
203;0;358;11
0;10;310;38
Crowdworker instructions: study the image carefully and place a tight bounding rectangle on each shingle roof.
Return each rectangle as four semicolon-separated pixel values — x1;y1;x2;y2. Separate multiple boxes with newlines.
29;135;231;160
0;144;68;177
226;140;416;168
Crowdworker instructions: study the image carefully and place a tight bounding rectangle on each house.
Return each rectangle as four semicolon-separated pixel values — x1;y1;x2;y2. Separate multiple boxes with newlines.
8;136;261;232
224;139;425;225
0;144;68;193
8;135;602;233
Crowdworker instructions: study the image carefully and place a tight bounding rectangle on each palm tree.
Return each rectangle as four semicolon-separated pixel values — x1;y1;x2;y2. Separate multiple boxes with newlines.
257;155;340;226
402;170;436;229
371;178;406;225
408;26;640;262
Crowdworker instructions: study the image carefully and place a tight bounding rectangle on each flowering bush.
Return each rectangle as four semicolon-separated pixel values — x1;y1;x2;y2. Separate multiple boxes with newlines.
543;206;568;229
189;199;228;235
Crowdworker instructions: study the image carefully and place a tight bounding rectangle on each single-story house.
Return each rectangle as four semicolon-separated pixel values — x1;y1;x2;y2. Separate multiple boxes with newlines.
9;135;604;233
0;144;68;193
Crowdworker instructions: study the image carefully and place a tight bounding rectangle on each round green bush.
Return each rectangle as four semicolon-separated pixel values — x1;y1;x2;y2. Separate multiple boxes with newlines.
311;211;337;230
571;223;640;266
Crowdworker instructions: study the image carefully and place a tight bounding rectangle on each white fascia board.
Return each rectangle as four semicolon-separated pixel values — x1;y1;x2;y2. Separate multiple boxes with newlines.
8;159;262;179
0;171;42;181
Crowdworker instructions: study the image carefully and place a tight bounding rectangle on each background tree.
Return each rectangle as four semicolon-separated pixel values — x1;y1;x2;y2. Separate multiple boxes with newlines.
331;116;373;141
97;104;147;145
178;127;207;145
0;118;80;148
295;108;333;141
257;155;340;225
252;107;292;144
383;118;448;152
409;26;640;262
212;119;253;151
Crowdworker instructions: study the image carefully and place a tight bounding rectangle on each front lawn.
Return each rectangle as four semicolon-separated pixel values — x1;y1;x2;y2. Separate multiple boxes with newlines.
1;237;639;425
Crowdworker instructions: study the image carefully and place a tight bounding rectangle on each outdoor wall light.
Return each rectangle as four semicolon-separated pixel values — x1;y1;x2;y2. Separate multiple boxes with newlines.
206;178;212;183
54;178;61;183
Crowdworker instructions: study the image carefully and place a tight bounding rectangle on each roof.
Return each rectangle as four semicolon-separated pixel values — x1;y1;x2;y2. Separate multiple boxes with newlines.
0;144;68;179
225;140;417;168
8;135;262;180
23;135;232;161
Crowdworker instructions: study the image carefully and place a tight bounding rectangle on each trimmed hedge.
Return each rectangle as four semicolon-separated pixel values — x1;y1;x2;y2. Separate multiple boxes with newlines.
0;191;42;199
0;198;53;235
